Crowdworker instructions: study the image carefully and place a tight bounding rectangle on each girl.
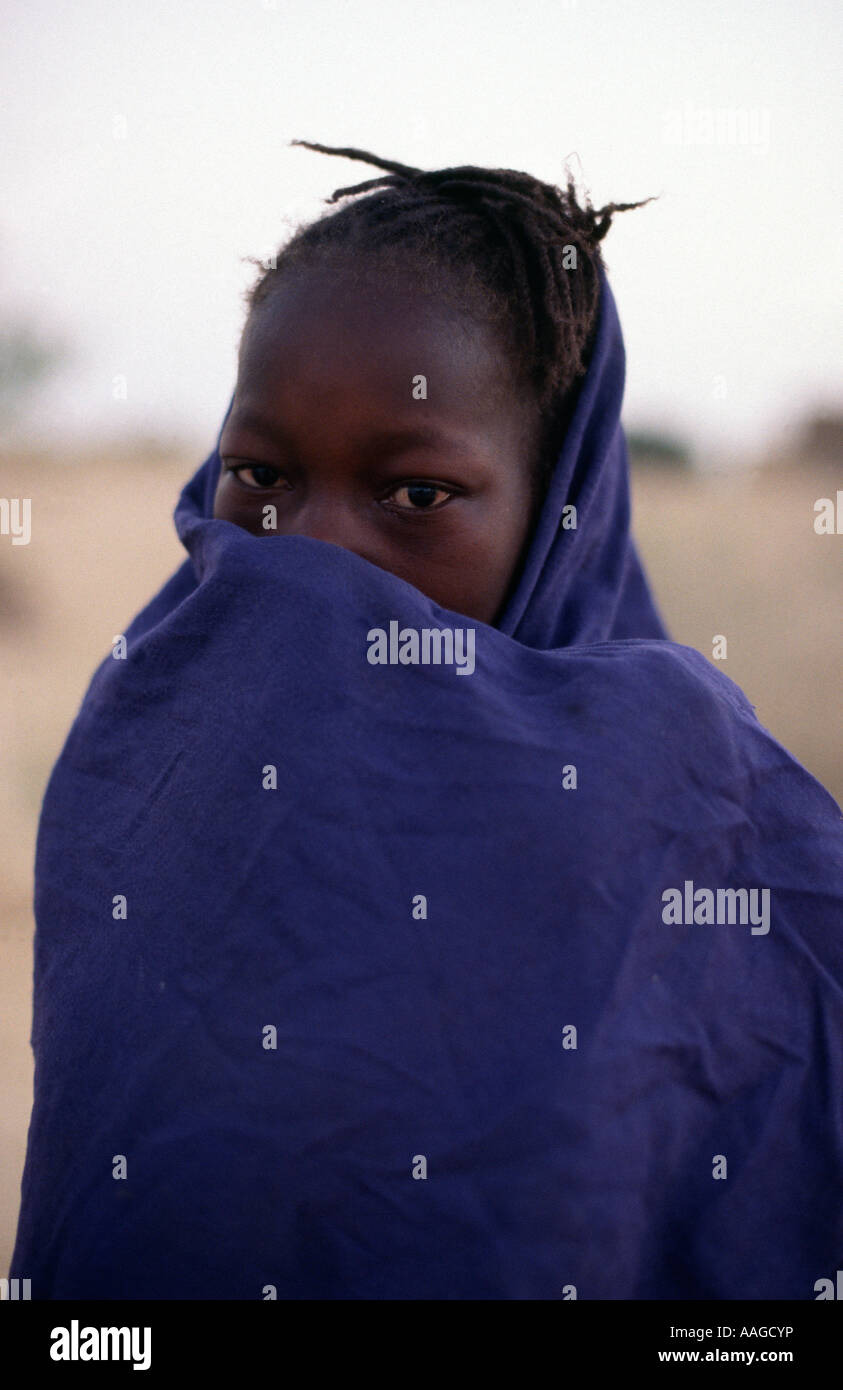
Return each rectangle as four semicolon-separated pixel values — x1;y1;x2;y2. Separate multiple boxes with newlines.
10;143;843;1300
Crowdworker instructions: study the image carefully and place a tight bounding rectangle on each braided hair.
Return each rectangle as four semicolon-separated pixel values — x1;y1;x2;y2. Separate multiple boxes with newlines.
246;141;653;498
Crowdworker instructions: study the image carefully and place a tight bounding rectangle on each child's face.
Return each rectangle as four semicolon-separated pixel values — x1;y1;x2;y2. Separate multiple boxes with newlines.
213;263;539;624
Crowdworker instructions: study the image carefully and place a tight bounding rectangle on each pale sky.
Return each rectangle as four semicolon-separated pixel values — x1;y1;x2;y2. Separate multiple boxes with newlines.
1;0;841;461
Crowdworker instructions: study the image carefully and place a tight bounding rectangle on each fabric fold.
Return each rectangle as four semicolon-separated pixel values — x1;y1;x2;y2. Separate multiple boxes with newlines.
9;270;843;1300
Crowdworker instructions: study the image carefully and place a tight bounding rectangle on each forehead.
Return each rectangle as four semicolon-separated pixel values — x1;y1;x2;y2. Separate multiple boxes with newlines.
232;263;533;449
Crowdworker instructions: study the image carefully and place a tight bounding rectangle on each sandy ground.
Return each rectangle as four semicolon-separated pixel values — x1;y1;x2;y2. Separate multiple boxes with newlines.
1;452;840;1275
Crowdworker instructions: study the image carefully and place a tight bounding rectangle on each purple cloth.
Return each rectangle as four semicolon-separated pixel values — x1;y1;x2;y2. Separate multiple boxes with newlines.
10;274;843;1299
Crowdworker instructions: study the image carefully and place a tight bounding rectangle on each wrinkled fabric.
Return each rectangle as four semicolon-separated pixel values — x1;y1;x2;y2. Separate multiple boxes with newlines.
10;273;843;1300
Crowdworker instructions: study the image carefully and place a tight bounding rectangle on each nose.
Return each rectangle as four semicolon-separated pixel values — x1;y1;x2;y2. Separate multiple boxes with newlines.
284;494;373;563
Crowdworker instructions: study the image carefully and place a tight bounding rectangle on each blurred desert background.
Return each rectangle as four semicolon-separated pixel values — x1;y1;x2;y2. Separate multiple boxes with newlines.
2;444;841;1273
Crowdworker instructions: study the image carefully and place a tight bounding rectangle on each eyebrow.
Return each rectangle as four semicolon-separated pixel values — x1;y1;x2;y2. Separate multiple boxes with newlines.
225;412;481;461
363;426;480;459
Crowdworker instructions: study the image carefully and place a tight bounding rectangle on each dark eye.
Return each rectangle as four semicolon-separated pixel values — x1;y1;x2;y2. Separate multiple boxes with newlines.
388;482;453;511
229;464;284;490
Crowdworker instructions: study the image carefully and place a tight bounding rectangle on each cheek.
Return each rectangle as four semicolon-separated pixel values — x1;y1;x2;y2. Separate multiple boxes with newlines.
488;478;535;567
213;474;256;527
212;474;230;518
482;487;536;614
447;492;533;623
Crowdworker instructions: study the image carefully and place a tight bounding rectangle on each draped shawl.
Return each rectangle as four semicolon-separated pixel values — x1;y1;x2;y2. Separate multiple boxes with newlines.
10;274;843;1299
